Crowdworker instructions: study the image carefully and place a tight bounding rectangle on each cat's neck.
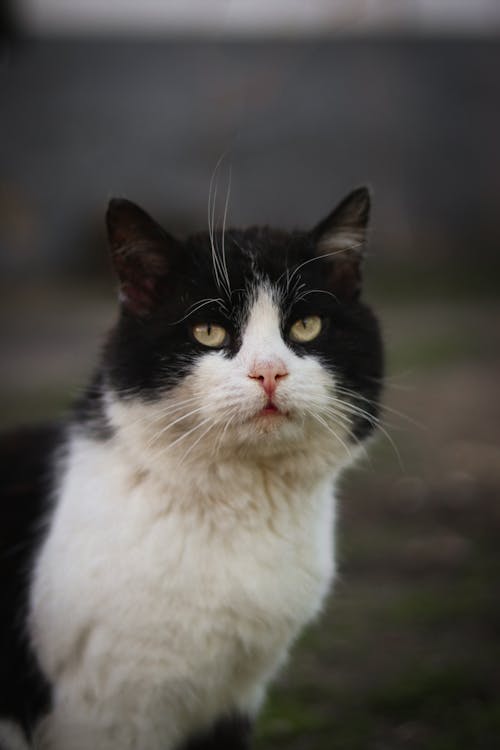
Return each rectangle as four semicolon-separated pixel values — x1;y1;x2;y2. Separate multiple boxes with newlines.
68;413;338;530
96;390;345;496
114;427;335;513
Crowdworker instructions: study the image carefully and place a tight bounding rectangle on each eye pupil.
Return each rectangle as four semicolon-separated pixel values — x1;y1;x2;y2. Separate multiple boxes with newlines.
192;323;228;348
289;315;322;343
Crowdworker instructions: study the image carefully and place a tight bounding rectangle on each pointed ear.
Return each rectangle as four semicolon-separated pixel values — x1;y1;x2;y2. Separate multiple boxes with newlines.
311;187;371;298
106;199;177;316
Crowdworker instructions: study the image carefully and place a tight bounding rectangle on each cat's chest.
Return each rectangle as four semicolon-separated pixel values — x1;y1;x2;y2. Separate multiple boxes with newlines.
95;498;333;652
32;441;335;703
42;456;332;616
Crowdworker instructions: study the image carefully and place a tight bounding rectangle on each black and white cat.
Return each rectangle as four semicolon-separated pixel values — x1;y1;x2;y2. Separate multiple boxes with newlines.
0;187;383;749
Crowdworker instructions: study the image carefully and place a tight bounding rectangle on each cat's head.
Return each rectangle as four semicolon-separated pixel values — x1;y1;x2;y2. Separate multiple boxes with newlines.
100;188;383;471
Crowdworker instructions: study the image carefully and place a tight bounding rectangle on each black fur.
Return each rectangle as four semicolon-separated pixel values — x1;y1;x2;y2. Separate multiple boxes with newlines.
176;714;252;750
0;425;59;736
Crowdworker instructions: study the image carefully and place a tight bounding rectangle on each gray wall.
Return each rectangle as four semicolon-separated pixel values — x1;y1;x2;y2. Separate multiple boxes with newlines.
1;38;499;276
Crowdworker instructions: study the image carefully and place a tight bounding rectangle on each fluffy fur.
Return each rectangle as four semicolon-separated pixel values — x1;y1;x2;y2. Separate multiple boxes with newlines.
0;187;383;749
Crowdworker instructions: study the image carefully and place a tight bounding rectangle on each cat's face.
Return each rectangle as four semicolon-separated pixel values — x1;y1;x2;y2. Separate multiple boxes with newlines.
102;189;383;468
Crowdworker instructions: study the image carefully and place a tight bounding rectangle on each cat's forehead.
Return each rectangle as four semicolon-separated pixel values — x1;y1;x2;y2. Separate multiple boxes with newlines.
181;227;312;308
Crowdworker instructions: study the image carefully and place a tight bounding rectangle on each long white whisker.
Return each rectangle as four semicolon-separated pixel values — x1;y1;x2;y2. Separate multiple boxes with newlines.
333;386;425;430
178;417;226;466
211;173;223;288
149;416;214;466
309;411;354;462
166;416;215;453
208;154;226;292
210;170;232;301
146;405;207;449
293;288;339;305
214;408;239;457
277;244;363;287
310;404;355;430
331;397;404;471
220;165;232;297
171;297;226;325
117;397;202;432
318;406;372;463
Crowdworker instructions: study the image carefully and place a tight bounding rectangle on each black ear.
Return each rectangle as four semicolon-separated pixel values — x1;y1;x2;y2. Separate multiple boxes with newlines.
106;199;177;316
311;187;371;298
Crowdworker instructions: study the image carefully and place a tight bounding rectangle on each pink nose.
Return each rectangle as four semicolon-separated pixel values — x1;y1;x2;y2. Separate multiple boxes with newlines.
248;359;288;398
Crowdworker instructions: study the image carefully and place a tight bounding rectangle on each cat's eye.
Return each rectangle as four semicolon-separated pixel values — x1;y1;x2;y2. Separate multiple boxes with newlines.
289;315;322;343
192;323;228;348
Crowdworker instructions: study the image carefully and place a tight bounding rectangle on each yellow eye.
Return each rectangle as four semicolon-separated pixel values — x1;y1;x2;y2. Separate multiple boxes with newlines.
192;323;228;348
289;315;322;343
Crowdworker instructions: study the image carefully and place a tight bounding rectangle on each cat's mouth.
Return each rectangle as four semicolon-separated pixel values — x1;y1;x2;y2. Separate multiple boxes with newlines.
257;401;287;418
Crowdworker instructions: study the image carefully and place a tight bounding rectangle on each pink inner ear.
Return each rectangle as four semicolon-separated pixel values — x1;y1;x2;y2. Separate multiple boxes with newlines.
120;277;157;316
329;258;362;299
112;243;168;316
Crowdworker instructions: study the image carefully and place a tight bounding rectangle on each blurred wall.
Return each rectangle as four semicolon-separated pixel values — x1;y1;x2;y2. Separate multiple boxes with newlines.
1;37;499;280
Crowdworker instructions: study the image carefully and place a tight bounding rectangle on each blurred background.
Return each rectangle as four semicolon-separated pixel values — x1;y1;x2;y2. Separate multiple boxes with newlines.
1;2;500;748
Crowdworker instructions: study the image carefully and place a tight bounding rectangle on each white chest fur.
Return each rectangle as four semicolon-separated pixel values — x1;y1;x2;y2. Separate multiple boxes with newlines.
30;433;336;750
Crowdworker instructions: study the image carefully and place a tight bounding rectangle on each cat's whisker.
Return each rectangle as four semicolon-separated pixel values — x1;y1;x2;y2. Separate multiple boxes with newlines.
147;416;213;466
293;288;339;305
171;297;226;325
178;414;232;466
146;405;208;450
214;409;239;457
178;425;216;466
321;408;372;464
321;392;380;416
164;416;217;455
119;397;202;432
282;275;305;305
326;394;383;428
220;165;233;298
331;398;405;471
304;401;370;463
366;370;415;390
307;390;402;469
277;243;363;288
308;411;354;463
284;267;291;295
114;407;199;438
311;404;355;432
208;158;232;301
333;386;426;430
208;155;226;294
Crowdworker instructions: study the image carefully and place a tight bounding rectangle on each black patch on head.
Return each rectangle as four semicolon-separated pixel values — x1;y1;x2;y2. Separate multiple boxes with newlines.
176;713;252;750
0;425;58;738
101;190;383;441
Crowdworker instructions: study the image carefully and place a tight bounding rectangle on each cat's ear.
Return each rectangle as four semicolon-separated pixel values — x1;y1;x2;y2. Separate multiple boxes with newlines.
106;199;177;316
311;187;371;297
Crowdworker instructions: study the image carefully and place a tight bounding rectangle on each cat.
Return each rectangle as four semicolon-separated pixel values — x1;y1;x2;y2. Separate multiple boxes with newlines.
0;186;383;750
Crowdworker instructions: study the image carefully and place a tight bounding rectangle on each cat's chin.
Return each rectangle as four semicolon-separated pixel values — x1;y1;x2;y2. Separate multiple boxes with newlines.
227;411;307;453
251;410;289;433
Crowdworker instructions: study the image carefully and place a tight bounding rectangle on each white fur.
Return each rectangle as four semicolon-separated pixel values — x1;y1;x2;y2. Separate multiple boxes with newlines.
27;286;359;749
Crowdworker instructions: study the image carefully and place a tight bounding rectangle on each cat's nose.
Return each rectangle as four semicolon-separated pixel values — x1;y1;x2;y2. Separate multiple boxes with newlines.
248;359;289;398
